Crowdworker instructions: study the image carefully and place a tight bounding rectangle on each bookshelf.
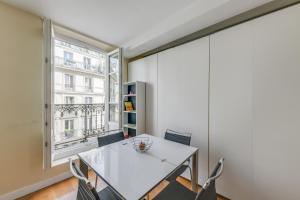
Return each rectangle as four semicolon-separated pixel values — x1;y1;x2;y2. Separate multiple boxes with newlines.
122;81;145;137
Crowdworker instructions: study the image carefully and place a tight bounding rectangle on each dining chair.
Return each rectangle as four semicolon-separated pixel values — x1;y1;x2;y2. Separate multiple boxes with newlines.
164;129;192;182
153;158;225;200
97;131;125;147
69;159;122;200
95;130;125;187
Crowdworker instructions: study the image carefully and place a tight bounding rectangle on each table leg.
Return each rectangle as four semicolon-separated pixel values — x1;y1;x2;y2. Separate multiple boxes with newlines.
80;159;89;178
191;150;198;192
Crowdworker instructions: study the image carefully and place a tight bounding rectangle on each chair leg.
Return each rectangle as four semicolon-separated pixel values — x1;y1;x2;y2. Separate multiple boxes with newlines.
188;166;193;183
95;176;98;189
143;193;150;200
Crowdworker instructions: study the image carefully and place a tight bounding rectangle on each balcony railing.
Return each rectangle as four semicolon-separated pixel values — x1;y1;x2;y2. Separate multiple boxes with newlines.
54;103;105;150
55;56;104;75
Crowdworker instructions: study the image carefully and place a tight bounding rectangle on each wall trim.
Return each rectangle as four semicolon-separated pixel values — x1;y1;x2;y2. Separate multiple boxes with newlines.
128;0;300;62
0;172;72;200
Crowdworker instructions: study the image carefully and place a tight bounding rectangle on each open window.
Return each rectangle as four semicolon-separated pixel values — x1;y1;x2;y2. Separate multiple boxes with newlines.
43;20;122;168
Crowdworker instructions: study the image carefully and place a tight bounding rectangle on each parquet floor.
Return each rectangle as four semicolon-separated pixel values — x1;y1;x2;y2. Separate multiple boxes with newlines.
18;171;226;200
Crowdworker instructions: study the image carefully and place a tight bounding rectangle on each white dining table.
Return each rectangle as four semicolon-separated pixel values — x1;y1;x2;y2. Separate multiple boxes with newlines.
78;134;199;200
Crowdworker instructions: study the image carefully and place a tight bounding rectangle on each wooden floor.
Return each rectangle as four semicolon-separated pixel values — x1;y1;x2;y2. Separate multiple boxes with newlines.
18;171;225;200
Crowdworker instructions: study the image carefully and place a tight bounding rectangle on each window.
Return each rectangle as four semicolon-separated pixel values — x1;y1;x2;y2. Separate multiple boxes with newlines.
64;74;74;89
84;118;93;130
64;51;73;66
85;77;92;91
85;97;93;104
64;119;74;138
83;57;91;70
43;21;122;167
65;96;74;104
107;51;122;130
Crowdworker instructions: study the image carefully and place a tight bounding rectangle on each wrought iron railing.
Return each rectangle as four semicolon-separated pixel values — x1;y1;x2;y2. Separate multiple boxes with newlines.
55;56;105;75
54;103;105;150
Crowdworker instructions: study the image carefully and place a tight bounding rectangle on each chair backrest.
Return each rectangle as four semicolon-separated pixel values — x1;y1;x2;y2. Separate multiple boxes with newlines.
164;129;191;146
98;131;124;147
69;159;99;200
195;158;225;200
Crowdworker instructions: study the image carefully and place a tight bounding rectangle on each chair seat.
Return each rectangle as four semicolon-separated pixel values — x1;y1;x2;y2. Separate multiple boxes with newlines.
166;164;189;182
98;187;122;200
153;181;197;200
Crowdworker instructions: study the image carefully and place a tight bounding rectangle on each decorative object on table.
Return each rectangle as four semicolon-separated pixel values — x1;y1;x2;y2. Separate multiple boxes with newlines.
124;101;134;111
132;136;153;152
123;130;129;139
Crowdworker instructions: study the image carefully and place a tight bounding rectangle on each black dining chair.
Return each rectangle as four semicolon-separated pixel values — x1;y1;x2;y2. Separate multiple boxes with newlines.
164;129;192;182
153;158;225;200
97;131;125;147
95;130;125;187
69;159;122;200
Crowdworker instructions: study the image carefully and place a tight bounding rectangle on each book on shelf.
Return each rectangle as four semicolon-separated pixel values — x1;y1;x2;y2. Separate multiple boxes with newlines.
124;101;134;111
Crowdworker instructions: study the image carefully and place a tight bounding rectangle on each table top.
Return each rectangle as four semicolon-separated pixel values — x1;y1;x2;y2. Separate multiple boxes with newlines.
78;134;198;200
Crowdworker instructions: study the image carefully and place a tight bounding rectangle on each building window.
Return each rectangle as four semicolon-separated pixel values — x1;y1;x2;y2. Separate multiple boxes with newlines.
84;118;93;130
64;74;74;89
64;51;73;66
85;77;92;91
64;119;74;138
83;57;91;70
85;97;93;104
65;96;74;104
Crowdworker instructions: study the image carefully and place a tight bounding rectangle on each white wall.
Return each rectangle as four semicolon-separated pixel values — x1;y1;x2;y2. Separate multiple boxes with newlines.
0;2;68;196
128;4;300;200
128;54;158;136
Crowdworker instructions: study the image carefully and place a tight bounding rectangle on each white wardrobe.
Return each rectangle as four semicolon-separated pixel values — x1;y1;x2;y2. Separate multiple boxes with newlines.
128;4;300;200
129;38;210;185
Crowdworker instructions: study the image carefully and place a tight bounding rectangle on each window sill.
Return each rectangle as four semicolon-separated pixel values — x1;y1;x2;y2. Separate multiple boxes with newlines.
52;137;98;167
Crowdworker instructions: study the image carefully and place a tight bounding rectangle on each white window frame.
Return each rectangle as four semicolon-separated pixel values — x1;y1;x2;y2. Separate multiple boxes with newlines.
106;49;122;131
43;20;122;168
64;73;74;89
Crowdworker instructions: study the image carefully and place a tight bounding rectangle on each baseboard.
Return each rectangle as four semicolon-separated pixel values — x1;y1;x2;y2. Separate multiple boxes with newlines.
0;171;72;200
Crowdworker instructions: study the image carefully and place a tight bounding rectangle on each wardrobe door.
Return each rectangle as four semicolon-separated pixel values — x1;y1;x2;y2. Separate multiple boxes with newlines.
252;4;300;200
128;54;158;135
210;22;254;200
157;37;209;184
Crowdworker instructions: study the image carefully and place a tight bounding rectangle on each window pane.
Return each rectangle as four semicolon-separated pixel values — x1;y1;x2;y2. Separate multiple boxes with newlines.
109;104;119;123
109;53;119;73
108;51;120;130
109;73;119;102
53;39;106;154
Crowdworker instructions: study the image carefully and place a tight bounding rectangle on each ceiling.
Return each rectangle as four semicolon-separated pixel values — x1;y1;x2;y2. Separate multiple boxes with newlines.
1;0;272;58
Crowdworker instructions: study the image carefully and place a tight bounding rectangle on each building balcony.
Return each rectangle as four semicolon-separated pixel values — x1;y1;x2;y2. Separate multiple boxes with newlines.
55;56;105;76
54;103;105;150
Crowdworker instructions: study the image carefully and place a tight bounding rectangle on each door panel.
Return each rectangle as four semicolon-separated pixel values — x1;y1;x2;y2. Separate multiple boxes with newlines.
210;22;254;200
157;37;209;184
252;4;300;200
